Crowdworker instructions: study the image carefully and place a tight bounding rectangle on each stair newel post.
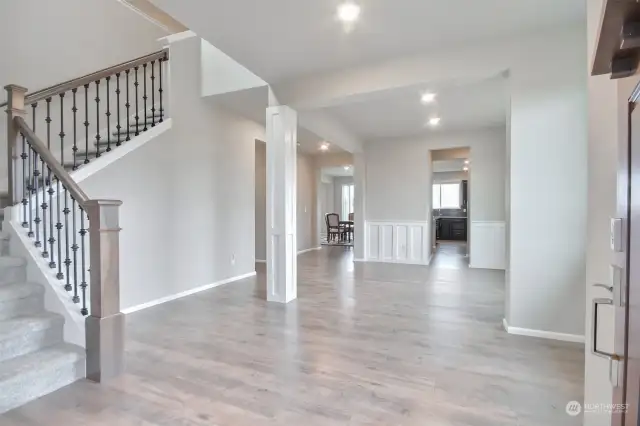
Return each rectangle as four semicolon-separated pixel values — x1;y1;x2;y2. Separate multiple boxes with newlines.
85;199;124;383
4;85;28;207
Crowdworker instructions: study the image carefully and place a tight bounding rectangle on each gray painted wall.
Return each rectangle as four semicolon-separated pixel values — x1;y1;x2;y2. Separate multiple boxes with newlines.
364;128;506;223
80;36;263;310
0;0;168;190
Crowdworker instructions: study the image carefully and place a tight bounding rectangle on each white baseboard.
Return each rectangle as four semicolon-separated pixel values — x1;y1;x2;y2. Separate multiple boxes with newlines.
122;271;256;314
255;247;322;264
502;318;585;344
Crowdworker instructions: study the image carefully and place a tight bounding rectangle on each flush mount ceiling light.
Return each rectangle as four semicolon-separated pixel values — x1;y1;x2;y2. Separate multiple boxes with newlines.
421;92;436;104
337;2;361;23
428;117;441;127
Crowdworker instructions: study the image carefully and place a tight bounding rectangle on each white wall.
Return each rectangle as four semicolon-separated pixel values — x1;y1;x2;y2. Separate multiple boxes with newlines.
201;39;266;97
506;29;587;338
0;0;167;190
80;35;263;310
254;143;318;261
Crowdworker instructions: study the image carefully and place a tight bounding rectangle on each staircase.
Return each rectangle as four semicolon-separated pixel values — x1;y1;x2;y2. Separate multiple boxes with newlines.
0;226;85;414
0;48;169;413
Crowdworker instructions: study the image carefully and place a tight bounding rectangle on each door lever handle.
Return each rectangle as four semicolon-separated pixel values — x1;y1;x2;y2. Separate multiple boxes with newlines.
593;283;614;293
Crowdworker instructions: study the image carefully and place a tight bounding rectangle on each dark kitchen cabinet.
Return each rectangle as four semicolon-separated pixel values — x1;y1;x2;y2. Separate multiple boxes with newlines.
437;218;467;241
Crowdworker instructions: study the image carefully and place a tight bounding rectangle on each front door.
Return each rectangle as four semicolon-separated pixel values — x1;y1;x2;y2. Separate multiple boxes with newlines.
624;83;640;425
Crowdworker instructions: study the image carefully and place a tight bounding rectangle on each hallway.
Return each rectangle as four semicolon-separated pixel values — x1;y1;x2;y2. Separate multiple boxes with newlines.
2;247;583;425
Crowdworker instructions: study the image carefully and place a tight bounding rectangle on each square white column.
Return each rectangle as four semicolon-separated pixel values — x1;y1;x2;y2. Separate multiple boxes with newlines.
266;106;297;303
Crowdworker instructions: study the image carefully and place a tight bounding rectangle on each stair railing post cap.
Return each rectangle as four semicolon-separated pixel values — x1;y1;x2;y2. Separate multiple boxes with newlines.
4;84;28;93
85;199;123;207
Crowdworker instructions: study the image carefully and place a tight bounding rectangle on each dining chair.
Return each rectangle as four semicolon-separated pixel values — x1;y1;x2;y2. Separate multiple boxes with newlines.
325;213;346;242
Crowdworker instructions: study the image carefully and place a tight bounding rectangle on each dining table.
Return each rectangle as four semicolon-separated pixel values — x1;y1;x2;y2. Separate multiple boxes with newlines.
339;220;354;241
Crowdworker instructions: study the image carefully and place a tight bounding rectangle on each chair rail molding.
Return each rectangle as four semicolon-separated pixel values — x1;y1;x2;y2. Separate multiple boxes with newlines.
365;220;431;265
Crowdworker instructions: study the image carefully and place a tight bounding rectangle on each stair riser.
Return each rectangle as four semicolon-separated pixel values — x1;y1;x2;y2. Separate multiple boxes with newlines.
0;357;84;414
0;322;63;363
0;296;43;321
0;265;26;286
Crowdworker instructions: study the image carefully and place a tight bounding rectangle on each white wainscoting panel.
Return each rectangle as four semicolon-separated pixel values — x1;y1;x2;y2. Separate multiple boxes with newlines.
469;221;506;270
366;221;430;265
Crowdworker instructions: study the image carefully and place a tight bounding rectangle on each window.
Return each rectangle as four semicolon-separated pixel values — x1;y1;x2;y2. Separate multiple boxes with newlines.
342;184;355;219
433;183;461;209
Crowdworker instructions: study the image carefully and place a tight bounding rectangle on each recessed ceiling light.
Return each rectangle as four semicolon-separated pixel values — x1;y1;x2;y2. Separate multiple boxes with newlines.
344;165;350;170
463;166;469;172
464;160;469;164
428;117;441;126
337;2;360;23
320;143;330;151
421;92;436;104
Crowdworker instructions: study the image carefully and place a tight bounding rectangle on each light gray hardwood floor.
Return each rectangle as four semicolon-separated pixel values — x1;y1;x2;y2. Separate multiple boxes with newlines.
1;243;584;425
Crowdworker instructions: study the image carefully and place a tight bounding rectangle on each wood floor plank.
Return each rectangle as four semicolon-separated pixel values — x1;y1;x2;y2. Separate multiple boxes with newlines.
0;243;584;425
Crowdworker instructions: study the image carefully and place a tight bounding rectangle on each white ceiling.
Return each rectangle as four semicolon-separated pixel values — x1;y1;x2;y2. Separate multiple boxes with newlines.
151;0;584;83
320;75;507;140
210;87;346;154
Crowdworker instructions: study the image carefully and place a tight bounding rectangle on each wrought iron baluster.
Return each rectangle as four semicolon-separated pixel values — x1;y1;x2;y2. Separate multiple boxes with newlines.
159;54;164;123
106;76;111;152
116;73;122;147
143;63;148;131
27;144;33;238
45;98;51;149
40;163;48;257
84;84;90;164
125;69;131;141
20;133;27;228
59;93;65;167
33;150;41;248
72;89;78;170
134;66;140;136
30;102;37;198
55;176;63;278
151;60;156;127
47;166;55;269
63;189;72;291
79;207;88;316
95;80;101;157
71;198;79;303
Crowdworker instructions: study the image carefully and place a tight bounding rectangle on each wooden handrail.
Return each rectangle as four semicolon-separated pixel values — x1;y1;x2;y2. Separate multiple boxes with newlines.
13;116;89;205
0;48;168;108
